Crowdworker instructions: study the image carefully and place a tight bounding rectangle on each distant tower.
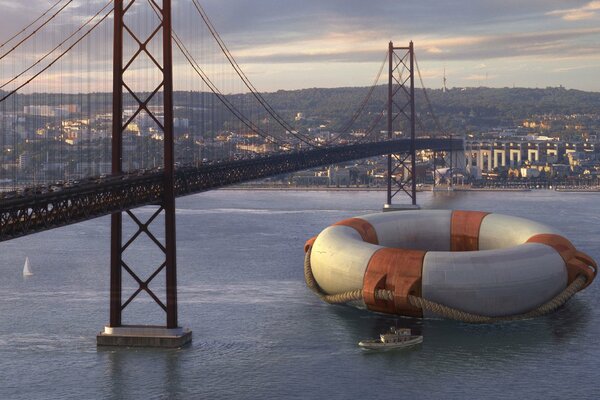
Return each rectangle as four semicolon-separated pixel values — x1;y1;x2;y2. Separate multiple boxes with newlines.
443;67;448;93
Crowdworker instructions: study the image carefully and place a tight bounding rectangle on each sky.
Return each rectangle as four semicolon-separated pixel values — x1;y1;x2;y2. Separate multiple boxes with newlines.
1;0;600;92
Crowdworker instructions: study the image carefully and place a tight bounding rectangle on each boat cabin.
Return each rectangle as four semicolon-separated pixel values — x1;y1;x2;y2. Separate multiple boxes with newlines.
379;328;412;344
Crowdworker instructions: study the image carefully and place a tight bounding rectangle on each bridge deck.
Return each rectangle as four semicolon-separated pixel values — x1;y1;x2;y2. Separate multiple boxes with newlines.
0;138;461;242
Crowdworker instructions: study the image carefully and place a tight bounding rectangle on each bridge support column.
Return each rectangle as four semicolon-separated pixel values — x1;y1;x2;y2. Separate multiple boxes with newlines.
383;41;420;212
97;0;191;348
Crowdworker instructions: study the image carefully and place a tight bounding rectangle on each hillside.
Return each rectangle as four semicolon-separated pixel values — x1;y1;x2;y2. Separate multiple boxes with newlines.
2;86;600;135
260;86;600;134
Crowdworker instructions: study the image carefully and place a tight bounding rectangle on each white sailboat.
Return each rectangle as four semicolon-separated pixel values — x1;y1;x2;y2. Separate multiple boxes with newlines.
23;256;33;277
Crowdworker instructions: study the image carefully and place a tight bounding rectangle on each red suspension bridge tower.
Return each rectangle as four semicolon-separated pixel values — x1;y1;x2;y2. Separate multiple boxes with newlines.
96;0;191;347
384;41;419;210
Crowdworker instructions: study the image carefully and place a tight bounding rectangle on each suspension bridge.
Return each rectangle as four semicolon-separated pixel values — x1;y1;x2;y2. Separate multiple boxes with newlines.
0;0;461;347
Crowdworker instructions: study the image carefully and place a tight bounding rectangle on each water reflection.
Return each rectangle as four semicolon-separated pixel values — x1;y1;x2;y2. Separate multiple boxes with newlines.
427;190;464;210
328;297;590;367
546;298;591;342
99;346;185;399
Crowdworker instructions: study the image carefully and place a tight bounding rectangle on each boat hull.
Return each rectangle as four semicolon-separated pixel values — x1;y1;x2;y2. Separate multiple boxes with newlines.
358;336;423;351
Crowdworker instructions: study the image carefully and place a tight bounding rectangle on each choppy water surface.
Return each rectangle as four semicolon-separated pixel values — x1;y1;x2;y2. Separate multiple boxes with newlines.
1;189;599;399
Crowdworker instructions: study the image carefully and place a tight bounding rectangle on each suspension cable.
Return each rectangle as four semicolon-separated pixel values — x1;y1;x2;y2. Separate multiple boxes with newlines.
0;0;64;49
357;108;386;143
0;0;74;62
190;0;316;147
414;53;456;177
357;108;430;144
1;0;113;90
145;0;288;148
414;53;446;136
0;5;113;104
175;34;286;148
415;113;430;136
325;51;388;145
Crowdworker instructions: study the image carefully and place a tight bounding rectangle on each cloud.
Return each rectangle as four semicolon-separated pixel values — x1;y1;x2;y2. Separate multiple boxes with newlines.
1;0;600;91
196;1;600;68
423;27;600;61
552;64;600;73
200;1;574;50
547;1;600;21
232;27;600;65
464;74;495;81
425;46;443;54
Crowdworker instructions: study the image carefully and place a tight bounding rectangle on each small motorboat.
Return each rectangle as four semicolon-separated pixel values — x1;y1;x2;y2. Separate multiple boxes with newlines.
358;327;422;351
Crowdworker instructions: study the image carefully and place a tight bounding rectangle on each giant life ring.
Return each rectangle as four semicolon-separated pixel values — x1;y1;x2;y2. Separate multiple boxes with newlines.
304;210;597;318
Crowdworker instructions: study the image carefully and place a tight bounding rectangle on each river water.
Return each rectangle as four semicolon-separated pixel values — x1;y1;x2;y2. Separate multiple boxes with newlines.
0;189;599;399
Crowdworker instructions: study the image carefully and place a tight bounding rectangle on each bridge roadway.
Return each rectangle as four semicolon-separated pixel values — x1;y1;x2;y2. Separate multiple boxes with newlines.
0;138;461;242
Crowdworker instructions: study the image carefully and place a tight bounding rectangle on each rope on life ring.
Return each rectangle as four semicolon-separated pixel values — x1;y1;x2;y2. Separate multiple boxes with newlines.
304;247;587;324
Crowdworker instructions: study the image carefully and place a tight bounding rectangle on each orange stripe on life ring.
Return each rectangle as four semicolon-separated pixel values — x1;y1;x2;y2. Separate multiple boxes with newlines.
527;234;597;289
304;236;318;253
333;218;379;245
362;248;425;317
451;210;489;251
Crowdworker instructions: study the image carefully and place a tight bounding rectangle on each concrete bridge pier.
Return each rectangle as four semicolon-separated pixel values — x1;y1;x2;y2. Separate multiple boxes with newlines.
97;326;192;348
384;203;421;211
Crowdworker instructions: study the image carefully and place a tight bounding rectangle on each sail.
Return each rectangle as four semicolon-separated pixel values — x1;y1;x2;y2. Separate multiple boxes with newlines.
23;256;33;276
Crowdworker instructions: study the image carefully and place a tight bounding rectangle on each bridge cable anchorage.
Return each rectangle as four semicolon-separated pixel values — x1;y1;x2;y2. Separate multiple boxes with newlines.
324;50;389;146
0;0;74;61
304;247;588;323
0;0;114;91
190;0;317;147
145;0;290;149
0;4;113;104
0;0;64;49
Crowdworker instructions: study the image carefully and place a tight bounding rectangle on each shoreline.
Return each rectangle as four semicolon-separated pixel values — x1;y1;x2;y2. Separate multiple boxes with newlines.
221;186;387;192
219;185;593;192
555;188;600;192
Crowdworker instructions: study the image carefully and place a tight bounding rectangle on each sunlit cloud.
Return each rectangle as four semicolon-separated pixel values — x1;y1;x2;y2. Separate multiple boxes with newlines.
464;74;496;82
425;46;443;54
234;27;600;65
547;1;600;21
233;30;384;61
552;64;600;73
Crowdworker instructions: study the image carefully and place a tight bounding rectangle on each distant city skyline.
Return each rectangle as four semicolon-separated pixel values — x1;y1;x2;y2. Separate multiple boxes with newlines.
0;0;599;93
